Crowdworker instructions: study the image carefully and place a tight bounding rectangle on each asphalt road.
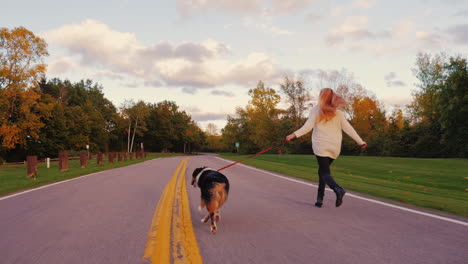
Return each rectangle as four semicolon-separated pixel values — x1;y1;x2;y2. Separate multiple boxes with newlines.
1;155;467;264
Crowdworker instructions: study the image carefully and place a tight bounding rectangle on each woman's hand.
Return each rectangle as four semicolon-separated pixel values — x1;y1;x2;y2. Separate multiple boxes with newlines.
361;142;367;149
286;134;296;142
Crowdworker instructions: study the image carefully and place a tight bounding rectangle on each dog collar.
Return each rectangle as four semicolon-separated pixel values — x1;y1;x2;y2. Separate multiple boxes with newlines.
194;167;213;188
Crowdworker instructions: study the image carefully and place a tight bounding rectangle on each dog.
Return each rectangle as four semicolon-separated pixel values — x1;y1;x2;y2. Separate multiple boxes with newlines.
191;167;230;234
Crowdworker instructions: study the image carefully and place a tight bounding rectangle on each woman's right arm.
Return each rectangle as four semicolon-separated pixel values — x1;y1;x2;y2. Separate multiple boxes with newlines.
286;107;317;141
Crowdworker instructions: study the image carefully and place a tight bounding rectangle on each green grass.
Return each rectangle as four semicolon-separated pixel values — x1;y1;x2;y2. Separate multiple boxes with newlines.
0;153;183;197
219;153;468;217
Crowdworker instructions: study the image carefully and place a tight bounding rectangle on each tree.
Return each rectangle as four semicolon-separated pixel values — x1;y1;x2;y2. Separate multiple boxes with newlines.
0;27;50;150
121;100;150;152
438;56;468;157
279;76;311;129
246;81;281;150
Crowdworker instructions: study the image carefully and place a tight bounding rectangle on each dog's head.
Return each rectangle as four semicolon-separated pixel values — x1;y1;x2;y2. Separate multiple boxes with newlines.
191;167;207;187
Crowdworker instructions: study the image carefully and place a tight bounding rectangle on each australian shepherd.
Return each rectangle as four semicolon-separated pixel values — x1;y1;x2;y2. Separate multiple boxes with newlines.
191;167;230;234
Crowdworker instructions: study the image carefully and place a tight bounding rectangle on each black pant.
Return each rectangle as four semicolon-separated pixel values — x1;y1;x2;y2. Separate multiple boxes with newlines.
316;155;339;199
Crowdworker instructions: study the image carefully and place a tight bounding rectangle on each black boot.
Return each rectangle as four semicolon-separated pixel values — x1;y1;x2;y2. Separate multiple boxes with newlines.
315;198;323;208
334;187;346;207
315;192;324;208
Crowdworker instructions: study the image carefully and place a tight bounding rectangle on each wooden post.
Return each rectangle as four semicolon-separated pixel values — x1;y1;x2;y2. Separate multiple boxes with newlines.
109;152;114;164
80;152;87;168
129;152;133;160
118;152;123;162
59;152;69;172
97;152;103;166
27;156;38;178
124;152;128;161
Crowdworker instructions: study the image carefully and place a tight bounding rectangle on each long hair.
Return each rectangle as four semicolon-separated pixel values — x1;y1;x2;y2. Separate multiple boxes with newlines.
318;88;345;122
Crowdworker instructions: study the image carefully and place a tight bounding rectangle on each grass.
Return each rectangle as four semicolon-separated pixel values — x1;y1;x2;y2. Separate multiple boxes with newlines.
0;153;183;197
219;153;468;218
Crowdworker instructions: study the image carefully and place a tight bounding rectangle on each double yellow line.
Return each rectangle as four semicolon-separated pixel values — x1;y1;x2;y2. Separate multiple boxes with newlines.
143;158;202;264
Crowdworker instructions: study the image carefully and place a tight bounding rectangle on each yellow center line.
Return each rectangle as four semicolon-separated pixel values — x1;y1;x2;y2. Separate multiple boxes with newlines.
173;159;203;264
142;158;203;264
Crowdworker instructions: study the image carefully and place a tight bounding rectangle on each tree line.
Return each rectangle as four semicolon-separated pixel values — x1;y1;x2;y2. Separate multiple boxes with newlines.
0;27;205;162
220;53;468;158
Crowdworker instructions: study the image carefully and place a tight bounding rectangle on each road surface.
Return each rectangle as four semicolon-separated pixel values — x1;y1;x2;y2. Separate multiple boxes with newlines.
0;155;467;263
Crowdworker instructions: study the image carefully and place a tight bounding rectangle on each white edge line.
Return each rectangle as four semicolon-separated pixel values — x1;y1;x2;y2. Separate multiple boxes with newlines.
0;158;160;202
215;157;468;227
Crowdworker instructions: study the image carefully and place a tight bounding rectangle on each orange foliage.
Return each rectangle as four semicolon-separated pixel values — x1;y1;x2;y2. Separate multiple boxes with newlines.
0;27;49;149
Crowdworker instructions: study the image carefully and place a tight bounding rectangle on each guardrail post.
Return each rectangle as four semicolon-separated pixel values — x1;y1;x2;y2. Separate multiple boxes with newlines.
80;152;87;168
59;152;69;172
109;152;114;164
97;152;103;166
27;156;38;178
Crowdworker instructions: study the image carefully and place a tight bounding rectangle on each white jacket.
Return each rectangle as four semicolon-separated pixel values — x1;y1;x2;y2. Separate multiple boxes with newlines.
294;106;364;159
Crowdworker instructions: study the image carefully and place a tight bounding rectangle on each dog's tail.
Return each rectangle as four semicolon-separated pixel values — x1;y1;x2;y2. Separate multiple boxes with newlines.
212;183;228;208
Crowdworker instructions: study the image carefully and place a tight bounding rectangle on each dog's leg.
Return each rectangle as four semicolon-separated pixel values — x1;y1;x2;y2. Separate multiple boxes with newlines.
198;200;206;212
215;210;221;223
209;212;217;234
201;213;210;224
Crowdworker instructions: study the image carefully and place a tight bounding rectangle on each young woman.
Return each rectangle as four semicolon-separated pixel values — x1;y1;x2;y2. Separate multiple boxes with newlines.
286;88;367;207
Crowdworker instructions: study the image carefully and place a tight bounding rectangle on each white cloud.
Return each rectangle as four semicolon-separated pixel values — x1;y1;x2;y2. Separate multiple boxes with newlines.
415;30;444;47
47;57;79;74
43;19;286;92
176;0;319;17
326;16;379;45
393;20;413;39
211;90;235;97
242;18;292;36
331;0;376;16
446;24;468;44
384;72;406;87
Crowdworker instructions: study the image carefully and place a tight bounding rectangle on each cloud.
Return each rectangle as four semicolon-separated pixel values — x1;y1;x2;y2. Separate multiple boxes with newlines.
211;90;236;97
381;96;412;106
445;24;468;44
393;20;413;39
47;57;78;74
384;72;406;87
326;16;388;45
331;0;376;16
454;9;468;17
242;18;293;36
176;0;320;17
176;0;263;16
43;19;287;91
415;30;444;47
305;13;323;24
191;112;230;122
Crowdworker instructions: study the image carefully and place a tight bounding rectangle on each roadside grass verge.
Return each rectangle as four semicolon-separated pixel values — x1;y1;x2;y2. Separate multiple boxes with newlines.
0;153;183;197
219;153;468;217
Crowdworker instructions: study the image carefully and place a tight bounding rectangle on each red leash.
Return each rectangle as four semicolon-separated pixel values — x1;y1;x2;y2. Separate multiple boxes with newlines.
217;140;289;172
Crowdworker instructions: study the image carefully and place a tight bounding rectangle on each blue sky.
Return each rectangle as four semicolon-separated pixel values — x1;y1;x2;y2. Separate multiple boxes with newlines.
2;0;468;132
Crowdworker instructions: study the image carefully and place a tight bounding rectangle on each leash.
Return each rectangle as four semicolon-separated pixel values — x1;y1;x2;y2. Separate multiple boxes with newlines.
217;139;289;172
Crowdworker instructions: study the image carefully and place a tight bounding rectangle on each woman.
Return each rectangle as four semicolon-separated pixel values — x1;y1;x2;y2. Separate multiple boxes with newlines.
286;88;367;208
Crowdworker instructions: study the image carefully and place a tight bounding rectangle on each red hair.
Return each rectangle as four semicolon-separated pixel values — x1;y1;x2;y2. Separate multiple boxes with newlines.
318;88;345;122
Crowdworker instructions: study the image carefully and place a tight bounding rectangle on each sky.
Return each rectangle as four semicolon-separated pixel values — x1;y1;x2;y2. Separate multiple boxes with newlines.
2;0;468;133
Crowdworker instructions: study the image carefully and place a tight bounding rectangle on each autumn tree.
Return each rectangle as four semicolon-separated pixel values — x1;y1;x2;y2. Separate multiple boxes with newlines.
279;76;312;129
121;100;150;153
246;81;281;150
0;27;50;150
205;123;223;152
